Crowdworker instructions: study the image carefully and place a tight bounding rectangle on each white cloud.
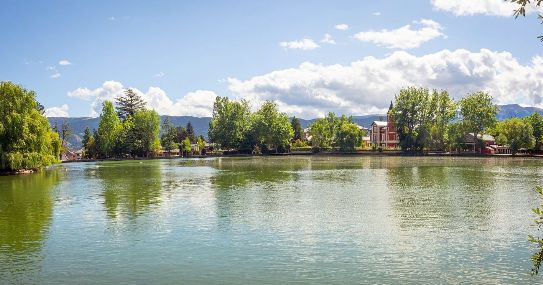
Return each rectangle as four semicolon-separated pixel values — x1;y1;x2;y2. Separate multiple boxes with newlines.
58;59;71;66
226;49;543;118
320;33;336;45
45;104;69;117
335;24;349;31
353;19;445;49
154;72;165;78
373;12;382;16
68;81;218;117
50;73;61;79
280;38;320;50
430;0;542;16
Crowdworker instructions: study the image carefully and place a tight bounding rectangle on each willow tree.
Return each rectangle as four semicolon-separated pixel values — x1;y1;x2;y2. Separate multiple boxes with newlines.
0;81;61;171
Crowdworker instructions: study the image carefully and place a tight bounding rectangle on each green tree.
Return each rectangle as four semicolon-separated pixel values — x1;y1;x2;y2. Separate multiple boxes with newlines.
160;118;177;155
56;120;72;158
446;122;466;152
96;101;121;158
495;118;535;155
197;136;206;155
429;90;456;151
391;87;435;152
309;112;340;150
186;121;196;143
459;91;498;152
251;101;294;153
181;137;192;157
336;120;364;152
208;96;251;150
175;126;187;145
115;88;146;120
291;116;304;142
525;112;543;151
127;110;161;157
0;81;61;171
82;127;96;158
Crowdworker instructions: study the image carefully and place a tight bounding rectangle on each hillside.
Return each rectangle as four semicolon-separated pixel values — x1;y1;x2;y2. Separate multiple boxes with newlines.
48;104;543;150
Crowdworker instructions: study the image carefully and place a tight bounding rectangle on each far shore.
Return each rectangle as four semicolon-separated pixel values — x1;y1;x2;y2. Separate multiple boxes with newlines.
59;150;543;164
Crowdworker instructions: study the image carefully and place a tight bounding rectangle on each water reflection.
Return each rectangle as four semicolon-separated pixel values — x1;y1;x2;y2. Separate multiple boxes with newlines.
0;169;61;282
385;159;496;231
93;161;162;220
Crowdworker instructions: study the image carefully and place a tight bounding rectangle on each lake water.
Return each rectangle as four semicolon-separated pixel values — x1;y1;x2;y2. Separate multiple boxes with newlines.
1;156;543;284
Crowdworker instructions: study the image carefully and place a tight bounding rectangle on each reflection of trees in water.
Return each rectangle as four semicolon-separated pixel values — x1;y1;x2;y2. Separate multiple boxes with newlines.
94;161;162;220
385;159;497;230
206;157;305;225
0;169;61;282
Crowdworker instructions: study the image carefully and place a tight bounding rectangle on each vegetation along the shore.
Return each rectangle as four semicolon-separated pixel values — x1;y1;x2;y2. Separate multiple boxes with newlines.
3;79;543;173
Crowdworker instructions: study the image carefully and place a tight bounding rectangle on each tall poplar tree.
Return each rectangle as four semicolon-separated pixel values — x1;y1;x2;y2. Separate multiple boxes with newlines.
97;101;121;158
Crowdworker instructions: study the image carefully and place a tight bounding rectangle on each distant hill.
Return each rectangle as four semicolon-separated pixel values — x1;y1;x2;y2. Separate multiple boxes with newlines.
48;104;543;150
497;104;543;120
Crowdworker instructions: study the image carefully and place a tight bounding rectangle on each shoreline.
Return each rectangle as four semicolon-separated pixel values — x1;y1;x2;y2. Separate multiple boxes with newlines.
59;151;543;164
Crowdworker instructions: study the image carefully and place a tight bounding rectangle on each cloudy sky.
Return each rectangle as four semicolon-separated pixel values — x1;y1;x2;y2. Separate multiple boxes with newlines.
1;0;542;118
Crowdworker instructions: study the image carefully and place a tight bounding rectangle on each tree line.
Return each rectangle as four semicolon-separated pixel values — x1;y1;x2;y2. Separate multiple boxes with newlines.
207;96;366;153
391;87;543;155
82;89;208;159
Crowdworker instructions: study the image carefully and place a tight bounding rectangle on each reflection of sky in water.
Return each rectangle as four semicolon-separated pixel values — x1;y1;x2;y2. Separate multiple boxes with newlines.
0;157;542;284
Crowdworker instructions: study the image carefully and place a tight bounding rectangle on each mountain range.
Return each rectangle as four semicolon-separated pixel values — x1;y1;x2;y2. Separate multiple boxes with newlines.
48;104;543;150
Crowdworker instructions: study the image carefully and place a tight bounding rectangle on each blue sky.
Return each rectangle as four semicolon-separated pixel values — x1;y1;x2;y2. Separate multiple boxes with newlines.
1;0;542;118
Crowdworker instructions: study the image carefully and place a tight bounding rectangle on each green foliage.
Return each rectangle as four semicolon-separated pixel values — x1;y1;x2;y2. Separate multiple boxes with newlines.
128;110;161;157
186;121;196;143
250;101;294;153
291;116;304;142
88;101;161;159
308;113;362;152
160;118;178;154
525;112;543;151
0;81;61;171
115;88;146;120
197;136;206;154
96;101;121;158
309;113;339;149
292;139;308;148
459;92;498;151
530;185;543;275
82;127;97;158
392;87;451;152
181;137;192;156
208;96;251;150
336;120;364;152
429;90;456;151
494;118;535;155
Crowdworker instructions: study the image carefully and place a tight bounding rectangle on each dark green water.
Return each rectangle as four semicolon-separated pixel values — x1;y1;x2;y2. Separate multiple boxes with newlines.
1;156;543;284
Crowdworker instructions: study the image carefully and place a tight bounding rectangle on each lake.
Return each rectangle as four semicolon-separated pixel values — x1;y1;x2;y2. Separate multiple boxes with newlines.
1;156;543;284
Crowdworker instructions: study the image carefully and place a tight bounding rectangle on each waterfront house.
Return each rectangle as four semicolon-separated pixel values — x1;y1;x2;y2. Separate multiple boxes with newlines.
463;133;496;154
370;113;399;149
